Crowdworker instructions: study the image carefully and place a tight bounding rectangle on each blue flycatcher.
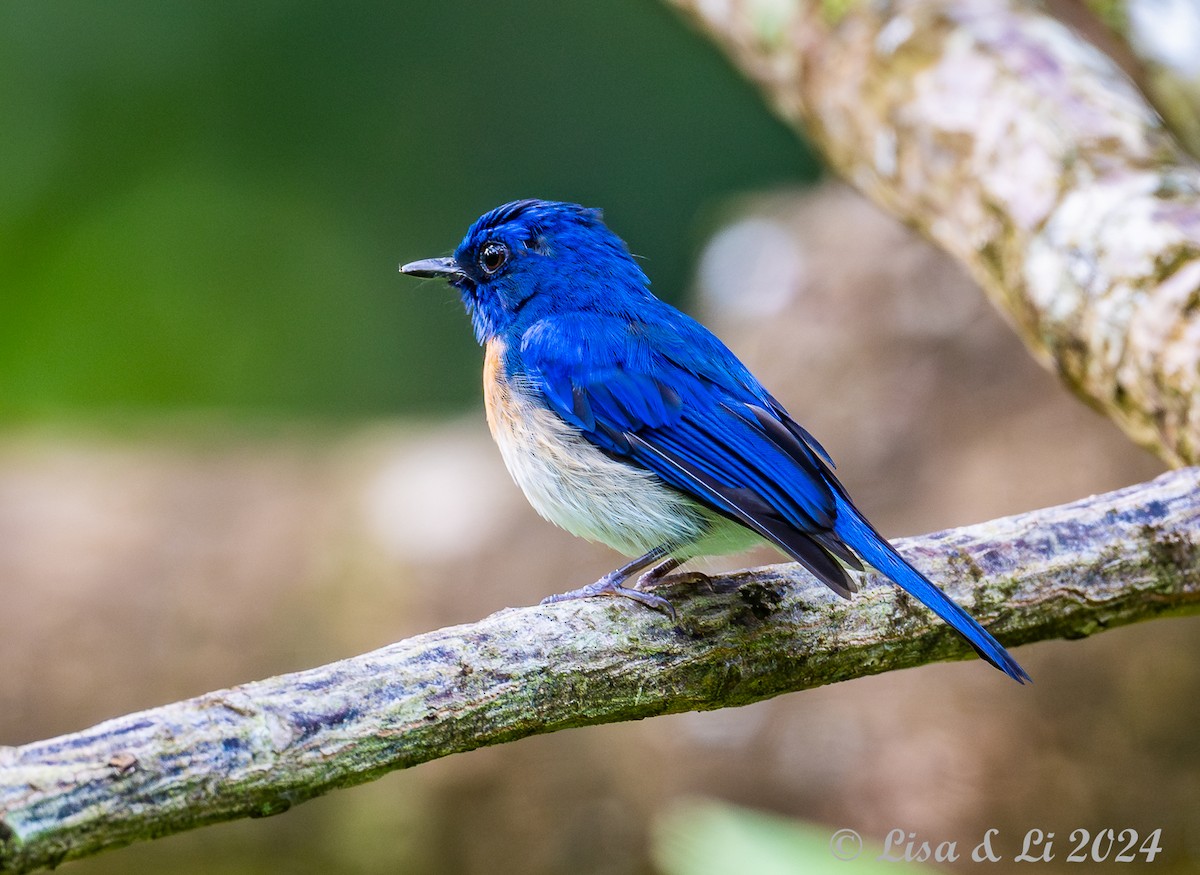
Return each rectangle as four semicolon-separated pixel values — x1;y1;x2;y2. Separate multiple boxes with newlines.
401;199;1027;682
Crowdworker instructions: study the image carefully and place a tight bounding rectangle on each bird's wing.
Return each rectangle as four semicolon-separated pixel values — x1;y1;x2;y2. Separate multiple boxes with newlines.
519;310;863;596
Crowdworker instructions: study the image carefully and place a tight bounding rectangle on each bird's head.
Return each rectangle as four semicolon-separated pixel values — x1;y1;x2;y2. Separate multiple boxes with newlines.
400;199;652;344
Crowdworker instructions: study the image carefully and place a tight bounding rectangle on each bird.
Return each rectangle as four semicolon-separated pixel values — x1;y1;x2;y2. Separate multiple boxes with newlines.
399;199;1028;683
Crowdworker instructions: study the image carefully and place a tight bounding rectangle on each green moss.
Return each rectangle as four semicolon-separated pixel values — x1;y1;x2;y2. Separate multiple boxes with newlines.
1063;616;1104;640
947;549;986;584
1152;244;1200;286
737;580;785;621
0;820;17;872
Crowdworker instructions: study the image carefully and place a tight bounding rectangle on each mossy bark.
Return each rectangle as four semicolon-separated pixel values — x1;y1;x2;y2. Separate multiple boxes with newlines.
3;468;1199;874
667;0;1200;466
1079;0;1200;157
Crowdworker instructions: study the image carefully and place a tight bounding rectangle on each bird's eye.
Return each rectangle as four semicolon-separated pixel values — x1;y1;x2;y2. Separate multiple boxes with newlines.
479;241;509;275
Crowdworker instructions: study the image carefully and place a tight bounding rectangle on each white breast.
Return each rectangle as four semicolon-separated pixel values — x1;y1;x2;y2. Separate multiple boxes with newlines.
482;339;758;560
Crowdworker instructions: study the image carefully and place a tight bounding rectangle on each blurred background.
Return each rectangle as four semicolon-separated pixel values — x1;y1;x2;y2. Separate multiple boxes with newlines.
1;2;1197;873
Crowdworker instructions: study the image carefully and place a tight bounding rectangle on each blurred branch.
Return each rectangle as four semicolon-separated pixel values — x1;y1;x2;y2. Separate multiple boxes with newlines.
665;0;1200;466
1078;0;1200;157
3;468;1200;873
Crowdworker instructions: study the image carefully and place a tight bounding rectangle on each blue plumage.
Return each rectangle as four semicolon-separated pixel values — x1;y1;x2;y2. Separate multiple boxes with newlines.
400;199;1028;683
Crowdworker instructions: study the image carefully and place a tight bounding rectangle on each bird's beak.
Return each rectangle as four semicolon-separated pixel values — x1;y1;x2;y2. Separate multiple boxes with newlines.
399;256;465;281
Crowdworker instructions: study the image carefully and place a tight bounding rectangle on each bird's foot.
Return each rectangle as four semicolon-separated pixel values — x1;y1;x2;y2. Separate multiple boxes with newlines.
541;572;677;620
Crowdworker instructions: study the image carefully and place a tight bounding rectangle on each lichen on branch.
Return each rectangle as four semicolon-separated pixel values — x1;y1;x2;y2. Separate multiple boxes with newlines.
667;0;1200;465
3;468;1200;874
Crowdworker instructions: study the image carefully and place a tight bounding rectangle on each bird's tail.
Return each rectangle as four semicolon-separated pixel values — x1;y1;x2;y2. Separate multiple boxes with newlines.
833;498;1029;684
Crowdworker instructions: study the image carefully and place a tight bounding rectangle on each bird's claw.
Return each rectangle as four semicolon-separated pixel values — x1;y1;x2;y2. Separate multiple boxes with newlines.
541;574;677;620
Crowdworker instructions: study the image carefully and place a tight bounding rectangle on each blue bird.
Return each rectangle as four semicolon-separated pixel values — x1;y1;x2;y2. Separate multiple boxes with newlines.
400;199;1028;683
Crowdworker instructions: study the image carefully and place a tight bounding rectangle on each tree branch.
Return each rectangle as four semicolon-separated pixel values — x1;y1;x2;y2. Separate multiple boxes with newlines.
3;468;1199;873
1079;0;1200;158
665;0;1200;466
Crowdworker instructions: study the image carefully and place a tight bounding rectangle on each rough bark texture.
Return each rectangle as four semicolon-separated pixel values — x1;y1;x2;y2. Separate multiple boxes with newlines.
3;468;1199;874
666;0;1200;466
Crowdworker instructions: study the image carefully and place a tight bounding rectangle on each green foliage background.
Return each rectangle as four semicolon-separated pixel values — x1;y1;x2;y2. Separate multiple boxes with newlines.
0;1;820;422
